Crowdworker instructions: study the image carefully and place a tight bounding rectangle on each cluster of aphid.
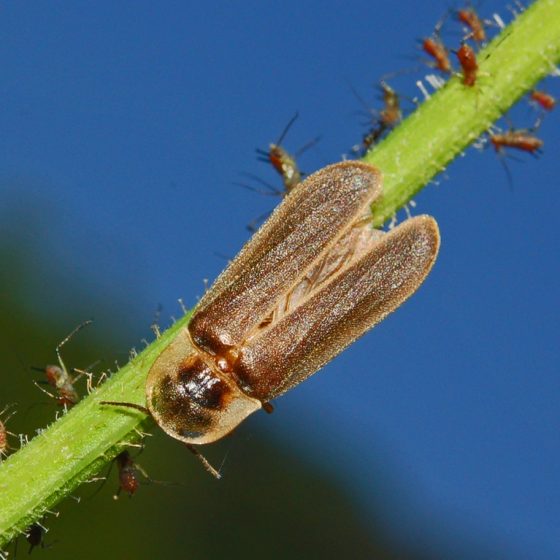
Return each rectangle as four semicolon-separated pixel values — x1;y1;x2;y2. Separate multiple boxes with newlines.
1;322;148;558
245;3;555;221
352;5;555;163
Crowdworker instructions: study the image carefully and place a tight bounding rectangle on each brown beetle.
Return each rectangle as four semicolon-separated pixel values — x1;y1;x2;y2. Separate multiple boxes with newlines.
105;162;440;475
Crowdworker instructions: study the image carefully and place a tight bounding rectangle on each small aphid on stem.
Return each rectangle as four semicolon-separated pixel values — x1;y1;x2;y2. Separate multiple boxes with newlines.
530;90;556;112
103;162;440;478
490;129;544;155
26;523;45;554
34;321;92;408
488;123;544;189
255;113;319;194
457;6;487;43
0;405;16;459
456;42;479;87
351;82;402;155
378;81;402;129
114;451;146;498
422;35;452;74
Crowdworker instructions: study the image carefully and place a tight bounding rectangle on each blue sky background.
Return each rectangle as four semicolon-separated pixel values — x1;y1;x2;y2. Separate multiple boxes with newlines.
0;1;559;558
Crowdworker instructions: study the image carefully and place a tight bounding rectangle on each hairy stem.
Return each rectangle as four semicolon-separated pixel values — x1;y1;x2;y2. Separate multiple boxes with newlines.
367;0;560;225
1;0;559;548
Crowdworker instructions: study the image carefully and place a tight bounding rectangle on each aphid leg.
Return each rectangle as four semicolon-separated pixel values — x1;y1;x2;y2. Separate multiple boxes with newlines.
186;444;222;480
32;381;57;400
294;135;321;159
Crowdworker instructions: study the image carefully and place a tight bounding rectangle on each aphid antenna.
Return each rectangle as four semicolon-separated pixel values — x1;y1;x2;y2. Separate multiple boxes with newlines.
422;9;450;40
255;112;299;162
55;320;93;377
347;82;379;118
0;403;17;424
254;150;271;162
273;111;299;147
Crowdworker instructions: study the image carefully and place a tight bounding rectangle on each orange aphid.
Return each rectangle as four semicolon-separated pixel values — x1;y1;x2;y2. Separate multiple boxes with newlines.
457;7;487;43
379;81;402;128
530;90;556;111
490;130;543;154
255;113;318;195
456;43;478;87
422;36;452;73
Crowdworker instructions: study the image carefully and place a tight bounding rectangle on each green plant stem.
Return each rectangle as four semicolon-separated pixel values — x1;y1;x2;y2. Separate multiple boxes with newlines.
1;0;559;548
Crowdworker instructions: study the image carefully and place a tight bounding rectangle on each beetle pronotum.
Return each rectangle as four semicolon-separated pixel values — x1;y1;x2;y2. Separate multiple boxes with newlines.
104;162;440;476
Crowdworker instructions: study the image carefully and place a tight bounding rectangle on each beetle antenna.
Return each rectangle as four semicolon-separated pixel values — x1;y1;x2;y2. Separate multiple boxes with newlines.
100;401;150;415
186;444;222;480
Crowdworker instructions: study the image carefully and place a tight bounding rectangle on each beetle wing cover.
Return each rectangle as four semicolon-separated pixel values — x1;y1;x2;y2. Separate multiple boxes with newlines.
234;215;440;400
189;162;383;355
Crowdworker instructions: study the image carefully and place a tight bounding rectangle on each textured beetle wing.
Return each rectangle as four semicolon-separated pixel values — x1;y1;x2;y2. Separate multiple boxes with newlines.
189;162;382;355
233;215;440;400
